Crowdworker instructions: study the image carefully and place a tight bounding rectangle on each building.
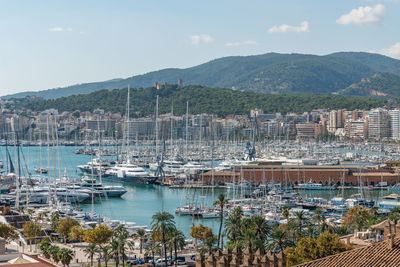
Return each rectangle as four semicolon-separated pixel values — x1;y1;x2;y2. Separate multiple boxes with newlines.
328;109;345;133
250;108;263;118
200;163;400;186
345;119;367;140
367;109;391;140
195;247;285;267
390;109;400;140
296;123;315;140
296;224;400;267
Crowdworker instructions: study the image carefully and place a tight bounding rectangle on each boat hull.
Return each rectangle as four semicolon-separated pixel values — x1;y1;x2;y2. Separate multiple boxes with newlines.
101;174;157;184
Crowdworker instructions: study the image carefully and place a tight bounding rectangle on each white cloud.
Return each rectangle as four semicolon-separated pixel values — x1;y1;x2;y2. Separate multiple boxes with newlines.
268;21;309;33
48;27;74;32
225;40;257;47
48;27;64;32
336;4;385;25
379;42;400;59
190;34;214;45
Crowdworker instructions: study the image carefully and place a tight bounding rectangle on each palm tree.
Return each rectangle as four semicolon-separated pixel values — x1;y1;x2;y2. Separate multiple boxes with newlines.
389;207;400;235
84;243;98;267
101;245;112;267
113;225;134;267
49;245;60;264
224;206;243;245
295;210;306;238
109;238;120;267
267;226;291;252
151;211;176;263
252;216;270;250
135;228;147;254
312;208;325;232
281;206;291;223
213;194;228;249
168;229;186;267
58;248;74;267
145;239;160;267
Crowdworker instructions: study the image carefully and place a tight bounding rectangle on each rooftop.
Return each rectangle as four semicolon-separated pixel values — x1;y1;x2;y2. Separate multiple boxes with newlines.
296;237;400;267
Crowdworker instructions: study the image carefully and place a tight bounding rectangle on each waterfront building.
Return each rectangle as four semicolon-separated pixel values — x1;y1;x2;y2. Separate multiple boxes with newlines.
200;162;400;186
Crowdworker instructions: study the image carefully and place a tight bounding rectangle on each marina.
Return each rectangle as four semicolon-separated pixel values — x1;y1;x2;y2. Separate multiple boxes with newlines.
1;140;400;237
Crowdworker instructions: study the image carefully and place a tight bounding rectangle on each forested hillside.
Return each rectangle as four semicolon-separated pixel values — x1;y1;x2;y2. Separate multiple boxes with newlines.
16;85;387;117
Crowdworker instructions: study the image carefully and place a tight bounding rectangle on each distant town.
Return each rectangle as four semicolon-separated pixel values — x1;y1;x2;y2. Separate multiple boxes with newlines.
0;94;400;143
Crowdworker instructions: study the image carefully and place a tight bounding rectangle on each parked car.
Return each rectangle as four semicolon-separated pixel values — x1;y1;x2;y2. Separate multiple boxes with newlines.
155;258;170;266
133;259;145;265
176;259;186;265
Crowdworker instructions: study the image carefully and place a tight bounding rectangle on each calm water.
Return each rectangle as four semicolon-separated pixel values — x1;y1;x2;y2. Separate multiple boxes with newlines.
0;145;395;236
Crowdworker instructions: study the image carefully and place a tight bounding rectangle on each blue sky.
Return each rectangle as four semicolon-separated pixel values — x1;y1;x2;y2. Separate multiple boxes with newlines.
1;0;400;95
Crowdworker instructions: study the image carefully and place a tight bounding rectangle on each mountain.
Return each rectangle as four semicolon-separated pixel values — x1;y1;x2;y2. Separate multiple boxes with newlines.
17;85;386;117
4;52;400;99
337;72;400;97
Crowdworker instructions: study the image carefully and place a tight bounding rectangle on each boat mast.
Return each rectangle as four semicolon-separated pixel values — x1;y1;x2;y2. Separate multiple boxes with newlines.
185;101;189;160
46;116;52;206
155;95;159;159
170;104;173;158
126;85;131;159
97;114;103;184
13;130;20;209
51;115;58;206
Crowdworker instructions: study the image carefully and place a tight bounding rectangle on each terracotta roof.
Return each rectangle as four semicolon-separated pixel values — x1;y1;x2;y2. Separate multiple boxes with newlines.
295;237;400;267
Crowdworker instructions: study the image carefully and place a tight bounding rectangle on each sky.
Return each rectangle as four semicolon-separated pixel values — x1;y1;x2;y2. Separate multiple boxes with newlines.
1;0;400;95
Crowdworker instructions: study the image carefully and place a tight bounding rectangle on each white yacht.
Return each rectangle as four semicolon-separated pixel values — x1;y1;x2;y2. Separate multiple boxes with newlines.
77;158;111;175
182;162;211;178
103;161;156;184
9;185;90;203
75;177;127;197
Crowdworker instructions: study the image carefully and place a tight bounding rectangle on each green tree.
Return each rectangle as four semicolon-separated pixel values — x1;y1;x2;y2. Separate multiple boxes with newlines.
343;206;370;231
151;211;176;260
84;243;98;267
50;211;60;232
57;217;78;243
190;223;213;249
312;208;326;232
49;245;61;264
113;225;134;267
389;207;400;235
252;215;270;250
0;222;18;242
285;232;351;266
224;206;243;248
101;245;112;267
281;206;291;223
69;225;85;242
168;229;186;267
83;225;113;249
58;247;74;267
267;225;292;252
213;194;228;249
295;210;306;238
22;221;41;250
39;240;51;259
134;228;147;254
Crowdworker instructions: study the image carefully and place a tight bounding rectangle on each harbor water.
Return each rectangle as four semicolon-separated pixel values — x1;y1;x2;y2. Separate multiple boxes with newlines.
0;145;397;236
